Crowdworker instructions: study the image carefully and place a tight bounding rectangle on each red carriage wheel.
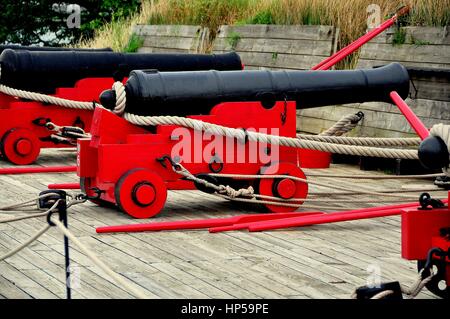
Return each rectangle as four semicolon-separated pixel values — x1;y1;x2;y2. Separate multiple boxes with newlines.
114;168;167;219
256;162;308;213
1;128;41;165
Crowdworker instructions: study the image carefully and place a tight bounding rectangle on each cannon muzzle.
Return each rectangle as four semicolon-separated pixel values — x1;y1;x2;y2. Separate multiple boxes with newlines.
0;50;242;93
100;63;410;116
418;136;449;170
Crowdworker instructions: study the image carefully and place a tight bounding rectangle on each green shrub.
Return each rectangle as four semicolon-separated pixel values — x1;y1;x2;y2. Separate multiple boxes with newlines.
123;33;144;52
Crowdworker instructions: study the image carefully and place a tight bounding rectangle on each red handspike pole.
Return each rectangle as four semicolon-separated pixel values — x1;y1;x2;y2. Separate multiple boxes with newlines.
390;91;430;140
312;6;410;70
208;211;324;233
246;199;449;232
248;208;406;232
97;217;236;233
48;183;80;189
96;212;323;234
0;165;77;175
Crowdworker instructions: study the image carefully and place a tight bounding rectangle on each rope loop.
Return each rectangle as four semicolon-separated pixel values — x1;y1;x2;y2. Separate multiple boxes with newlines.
112;81;126;115
430;123;450;175
320;112;364;137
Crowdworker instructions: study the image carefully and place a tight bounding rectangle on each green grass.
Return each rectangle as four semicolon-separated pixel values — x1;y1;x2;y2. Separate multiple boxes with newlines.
244;10;274;24
226;31;241;50
82;0;450;67
410;35;431;45
392;27;407;45
123;33;144;52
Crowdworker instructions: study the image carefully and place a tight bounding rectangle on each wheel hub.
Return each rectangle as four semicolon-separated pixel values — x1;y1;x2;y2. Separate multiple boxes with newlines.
115;168;168;219
132;182;156;206
274;178;297;199
257;162;308;213
15;138;32;156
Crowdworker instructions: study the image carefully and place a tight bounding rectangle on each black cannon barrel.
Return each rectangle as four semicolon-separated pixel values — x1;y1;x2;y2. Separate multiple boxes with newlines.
100;63;410;116
0;50;242;93
0;45;112;55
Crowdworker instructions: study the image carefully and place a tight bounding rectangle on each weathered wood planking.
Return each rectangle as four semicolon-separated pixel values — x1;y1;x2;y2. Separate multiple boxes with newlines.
212;25;338;70
408;77;450;102
358;59;450;69
133;24;209;54
0;149;444;299
215;24;336;41
365;26;450;45
357;26;450;102
213;51;326;70
299;26;450;136
360;43;450;65
298;98;450;136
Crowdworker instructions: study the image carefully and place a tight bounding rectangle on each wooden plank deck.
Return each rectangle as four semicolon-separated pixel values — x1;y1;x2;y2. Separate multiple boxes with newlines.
0;149;445;299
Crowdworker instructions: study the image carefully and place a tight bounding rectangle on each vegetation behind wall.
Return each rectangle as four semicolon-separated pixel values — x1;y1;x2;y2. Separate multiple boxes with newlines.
80;0;450;68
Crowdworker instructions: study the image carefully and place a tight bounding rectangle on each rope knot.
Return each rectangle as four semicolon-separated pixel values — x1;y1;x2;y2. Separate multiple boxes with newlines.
112;81;126;116
218;185;254;198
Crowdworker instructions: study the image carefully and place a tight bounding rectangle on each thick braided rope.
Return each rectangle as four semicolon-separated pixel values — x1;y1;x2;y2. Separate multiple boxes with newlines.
360;270;435;299
0;84;95;110
297;134;420;147
401;270;435;298
320;113;362;136
430;123;450;175
125;113;419;160
0;82;126;112
429;124;450;148
112;81;126;115
0;78;419;159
